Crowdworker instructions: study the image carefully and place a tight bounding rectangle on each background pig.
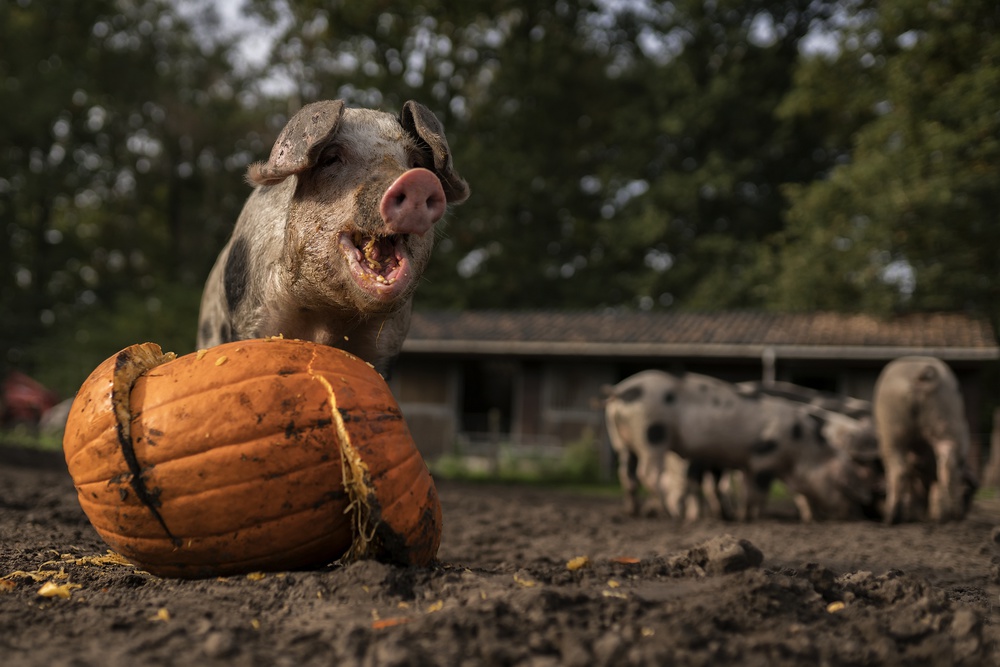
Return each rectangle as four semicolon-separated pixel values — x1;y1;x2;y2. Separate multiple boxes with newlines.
604;370;874;522
873;356;975;523
738;381;884;515
197;100;469;375
736;380;873;420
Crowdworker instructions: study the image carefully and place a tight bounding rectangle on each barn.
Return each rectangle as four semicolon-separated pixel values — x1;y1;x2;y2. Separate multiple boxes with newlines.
389;310;999;472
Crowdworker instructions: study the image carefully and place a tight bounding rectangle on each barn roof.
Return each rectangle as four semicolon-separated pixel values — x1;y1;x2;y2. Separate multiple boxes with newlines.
402;310;999;362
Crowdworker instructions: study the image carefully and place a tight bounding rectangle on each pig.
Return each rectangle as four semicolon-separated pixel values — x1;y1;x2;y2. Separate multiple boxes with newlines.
604;370;874;522
873;356;975;523
738;381;884;513
197;100;470;376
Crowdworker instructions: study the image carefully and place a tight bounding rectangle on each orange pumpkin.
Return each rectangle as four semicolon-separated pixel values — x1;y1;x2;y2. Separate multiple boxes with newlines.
62;338;442;578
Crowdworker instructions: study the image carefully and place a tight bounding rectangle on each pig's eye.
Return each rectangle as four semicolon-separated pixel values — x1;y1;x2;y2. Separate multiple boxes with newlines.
319;151;341;169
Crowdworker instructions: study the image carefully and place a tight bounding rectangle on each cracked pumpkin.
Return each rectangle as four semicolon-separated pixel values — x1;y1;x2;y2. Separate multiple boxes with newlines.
62;338;442;578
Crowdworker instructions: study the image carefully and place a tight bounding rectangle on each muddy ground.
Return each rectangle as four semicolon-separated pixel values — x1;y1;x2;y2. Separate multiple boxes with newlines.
2;444;999;666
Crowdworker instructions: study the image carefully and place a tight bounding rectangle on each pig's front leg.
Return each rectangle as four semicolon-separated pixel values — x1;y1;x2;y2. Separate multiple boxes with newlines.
617;449;640;516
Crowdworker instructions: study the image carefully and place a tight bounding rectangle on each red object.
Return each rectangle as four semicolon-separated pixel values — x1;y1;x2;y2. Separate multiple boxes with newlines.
2;371;59;425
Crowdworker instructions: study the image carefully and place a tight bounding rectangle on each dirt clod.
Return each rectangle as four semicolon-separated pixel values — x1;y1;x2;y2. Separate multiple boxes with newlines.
665;533;764;575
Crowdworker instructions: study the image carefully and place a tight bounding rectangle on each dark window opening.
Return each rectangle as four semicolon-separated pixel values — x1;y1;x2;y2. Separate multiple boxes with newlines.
460;360;514;435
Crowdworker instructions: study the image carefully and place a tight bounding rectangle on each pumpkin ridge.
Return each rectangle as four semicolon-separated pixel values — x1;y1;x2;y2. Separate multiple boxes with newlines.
75;458;345;513
362;445;436;564
368;446;423;516
132;421;339;472
68;421;338;486
63;429;118;477
127;371;304;415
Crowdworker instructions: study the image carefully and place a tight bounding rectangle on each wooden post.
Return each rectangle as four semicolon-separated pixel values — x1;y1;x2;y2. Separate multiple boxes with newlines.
762;347;776;386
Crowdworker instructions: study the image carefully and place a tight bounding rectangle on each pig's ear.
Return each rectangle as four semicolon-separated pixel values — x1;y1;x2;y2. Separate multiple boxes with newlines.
400;101;470;204
246;100;346;186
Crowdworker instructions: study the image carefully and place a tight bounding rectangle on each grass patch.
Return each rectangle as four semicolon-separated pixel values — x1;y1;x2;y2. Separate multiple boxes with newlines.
0;426;64;452
430;470;620;496
975;485;998;500
430;435;610;490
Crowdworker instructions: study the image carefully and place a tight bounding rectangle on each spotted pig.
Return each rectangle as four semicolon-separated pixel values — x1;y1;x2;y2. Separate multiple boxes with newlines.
197;100;469;376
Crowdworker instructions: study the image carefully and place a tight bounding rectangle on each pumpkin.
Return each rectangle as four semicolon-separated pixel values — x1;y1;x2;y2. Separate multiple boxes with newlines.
62;337;442;578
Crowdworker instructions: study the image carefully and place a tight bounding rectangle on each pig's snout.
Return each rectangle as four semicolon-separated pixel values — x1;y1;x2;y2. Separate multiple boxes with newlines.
380;168;446;236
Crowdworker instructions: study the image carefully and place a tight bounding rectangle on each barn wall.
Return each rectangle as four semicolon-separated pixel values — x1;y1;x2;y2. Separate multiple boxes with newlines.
391;356;460;460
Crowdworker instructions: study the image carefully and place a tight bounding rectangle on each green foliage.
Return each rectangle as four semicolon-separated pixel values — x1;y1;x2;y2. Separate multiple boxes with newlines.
1;0;266;387
24;283;202;399
772;0;1000;328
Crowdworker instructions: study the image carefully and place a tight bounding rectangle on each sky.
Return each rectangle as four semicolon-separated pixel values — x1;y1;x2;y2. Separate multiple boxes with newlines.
194;0;843;79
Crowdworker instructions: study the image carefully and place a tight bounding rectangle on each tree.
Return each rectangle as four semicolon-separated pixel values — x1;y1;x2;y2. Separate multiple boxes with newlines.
771;0;1000;331
0;0;265;395
596;0;843;311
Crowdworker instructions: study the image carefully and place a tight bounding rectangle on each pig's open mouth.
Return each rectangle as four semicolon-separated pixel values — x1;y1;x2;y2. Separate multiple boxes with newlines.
339;231;413;298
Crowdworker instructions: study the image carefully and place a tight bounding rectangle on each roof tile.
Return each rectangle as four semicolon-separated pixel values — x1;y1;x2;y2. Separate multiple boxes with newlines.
406;310;998;350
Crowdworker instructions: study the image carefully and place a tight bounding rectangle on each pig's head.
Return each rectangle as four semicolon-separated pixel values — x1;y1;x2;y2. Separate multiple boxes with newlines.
798;453;877;520
247;100;469;315
783;411;877;520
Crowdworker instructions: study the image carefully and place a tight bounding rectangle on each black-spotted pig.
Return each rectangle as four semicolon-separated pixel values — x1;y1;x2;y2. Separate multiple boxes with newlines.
197;100;469;375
